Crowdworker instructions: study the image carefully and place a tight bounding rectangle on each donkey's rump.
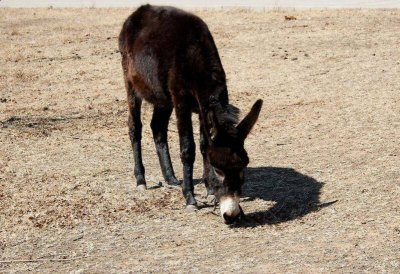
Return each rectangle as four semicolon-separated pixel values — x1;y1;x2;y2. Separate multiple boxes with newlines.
126;50;169;106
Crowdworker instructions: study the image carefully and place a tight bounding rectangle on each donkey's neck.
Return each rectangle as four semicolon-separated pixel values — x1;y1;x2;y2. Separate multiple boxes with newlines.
197;93;239;144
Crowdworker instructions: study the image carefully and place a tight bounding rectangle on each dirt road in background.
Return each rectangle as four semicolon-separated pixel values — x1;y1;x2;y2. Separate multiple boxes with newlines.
1;8;399;273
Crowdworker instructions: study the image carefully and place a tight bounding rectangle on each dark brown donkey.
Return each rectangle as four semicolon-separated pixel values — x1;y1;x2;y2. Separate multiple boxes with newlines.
119;5;263;224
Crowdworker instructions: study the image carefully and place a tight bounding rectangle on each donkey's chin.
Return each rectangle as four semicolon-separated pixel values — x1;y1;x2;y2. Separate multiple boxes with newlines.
220;196;241;224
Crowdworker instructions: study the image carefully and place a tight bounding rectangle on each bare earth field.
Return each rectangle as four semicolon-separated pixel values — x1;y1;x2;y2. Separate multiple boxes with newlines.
0;8;399;273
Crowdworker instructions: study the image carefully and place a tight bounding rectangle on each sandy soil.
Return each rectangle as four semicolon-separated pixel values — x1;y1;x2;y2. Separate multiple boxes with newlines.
1;7;399;273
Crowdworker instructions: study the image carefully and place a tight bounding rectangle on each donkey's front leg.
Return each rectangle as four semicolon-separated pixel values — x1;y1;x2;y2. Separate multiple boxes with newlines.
175;104;197;208
199;124;216;198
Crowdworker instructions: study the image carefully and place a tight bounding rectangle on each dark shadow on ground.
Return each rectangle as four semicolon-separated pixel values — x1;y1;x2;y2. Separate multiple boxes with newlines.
236;167;336;227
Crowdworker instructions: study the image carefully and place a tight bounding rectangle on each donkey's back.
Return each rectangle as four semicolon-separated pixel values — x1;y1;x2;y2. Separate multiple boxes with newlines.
119;5;223;108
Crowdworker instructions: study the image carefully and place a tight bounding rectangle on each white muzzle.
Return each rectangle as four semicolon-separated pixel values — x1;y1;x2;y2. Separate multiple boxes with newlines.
220;196;240;218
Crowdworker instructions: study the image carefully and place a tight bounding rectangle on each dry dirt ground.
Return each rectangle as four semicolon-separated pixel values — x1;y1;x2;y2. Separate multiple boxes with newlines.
0;7;399;273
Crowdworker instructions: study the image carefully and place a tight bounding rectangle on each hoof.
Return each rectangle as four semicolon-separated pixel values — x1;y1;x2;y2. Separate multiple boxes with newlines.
165;177;181;187
136;184;147;191
186;205;198;213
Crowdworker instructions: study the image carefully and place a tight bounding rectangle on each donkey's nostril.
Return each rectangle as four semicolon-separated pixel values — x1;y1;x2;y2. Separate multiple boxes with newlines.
223;213;238;224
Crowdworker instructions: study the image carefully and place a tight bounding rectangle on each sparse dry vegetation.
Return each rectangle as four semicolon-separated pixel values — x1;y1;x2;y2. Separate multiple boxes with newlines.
0;8;399;273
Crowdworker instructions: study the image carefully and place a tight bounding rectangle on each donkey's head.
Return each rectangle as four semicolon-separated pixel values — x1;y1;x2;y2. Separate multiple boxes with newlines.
206;98;263;224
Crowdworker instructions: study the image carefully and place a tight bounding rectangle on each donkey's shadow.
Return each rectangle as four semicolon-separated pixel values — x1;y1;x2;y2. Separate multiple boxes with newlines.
239;167;335;227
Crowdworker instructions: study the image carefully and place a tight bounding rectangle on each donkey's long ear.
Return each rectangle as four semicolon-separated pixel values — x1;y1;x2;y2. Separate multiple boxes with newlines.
237;99;263;140
207;109;219;142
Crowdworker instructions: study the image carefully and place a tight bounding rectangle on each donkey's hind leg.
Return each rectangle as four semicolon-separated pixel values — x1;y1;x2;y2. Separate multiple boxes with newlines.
126;84;146;190
151;106;180;187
